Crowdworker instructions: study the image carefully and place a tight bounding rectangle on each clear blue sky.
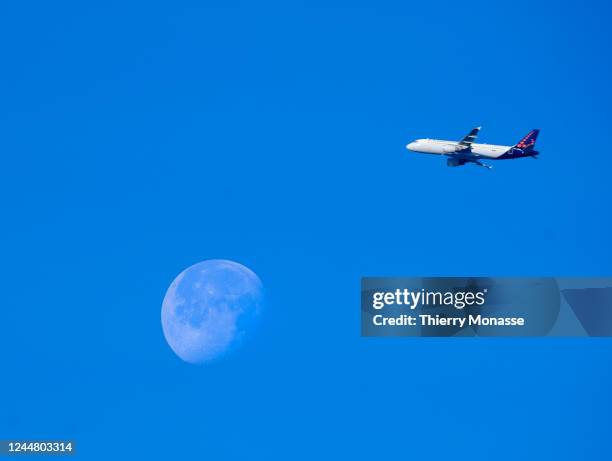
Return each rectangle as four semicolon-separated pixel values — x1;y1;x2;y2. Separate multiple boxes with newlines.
2;1;611;459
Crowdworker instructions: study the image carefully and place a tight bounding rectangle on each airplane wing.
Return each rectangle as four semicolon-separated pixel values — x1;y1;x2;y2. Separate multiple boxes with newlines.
457;126;481;149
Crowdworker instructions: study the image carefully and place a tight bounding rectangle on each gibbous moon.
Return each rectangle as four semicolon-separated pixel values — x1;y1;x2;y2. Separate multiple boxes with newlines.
161;260;263;364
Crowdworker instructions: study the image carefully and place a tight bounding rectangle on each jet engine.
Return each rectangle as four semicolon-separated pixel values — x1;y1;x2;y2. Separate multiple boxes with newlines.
447;158;466;167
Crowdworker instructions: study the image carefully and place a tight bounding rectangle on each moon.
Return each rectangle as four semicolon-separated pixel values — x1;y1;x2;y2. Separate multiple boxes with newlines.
161;259;264;364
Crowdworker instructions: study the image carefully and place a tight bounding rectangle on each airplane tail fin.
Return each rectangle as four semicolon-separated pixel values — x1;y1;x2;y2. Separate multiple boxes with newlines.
514;129;540;152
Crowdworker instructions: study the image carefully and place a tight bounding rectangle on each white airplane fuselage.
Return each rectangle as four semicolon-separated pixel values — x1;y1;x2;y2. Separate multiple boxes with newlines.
406;139;511;159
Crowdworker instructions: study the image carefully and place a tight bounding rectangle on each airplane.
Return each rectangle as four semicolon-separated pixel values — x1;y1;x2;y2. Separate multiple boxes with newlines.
405;127;540;169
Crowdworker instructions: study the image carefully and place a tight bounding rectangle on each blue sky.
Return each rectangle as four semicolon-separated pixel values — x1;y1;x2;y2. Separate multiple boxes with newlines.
1;1;612;459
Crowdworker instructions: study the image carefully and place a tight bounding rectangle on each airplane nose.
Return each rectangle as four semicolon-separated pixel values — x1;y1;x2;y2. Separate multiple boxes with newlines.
406;142;416;151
